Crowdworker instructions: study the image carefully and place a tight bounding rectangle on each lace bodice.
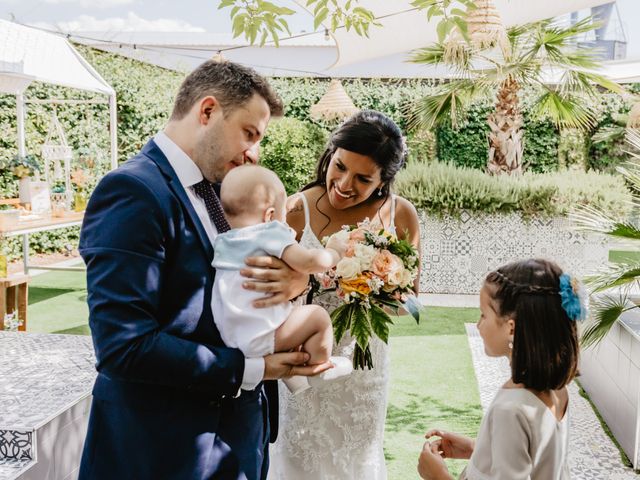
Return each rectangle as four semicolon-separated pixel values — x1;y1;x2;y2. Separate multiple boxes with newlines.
268;193;396;480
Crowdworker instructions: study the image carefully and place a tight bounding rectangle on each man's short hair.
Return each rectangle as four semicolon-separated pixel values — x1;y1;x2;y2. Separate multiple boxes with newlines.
170;60;283;120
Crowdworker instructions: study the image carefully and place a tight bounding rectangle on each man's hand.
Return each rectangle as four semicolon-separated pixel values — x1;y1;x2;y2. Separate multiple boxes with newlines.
263;351;333;380
241;256;309;307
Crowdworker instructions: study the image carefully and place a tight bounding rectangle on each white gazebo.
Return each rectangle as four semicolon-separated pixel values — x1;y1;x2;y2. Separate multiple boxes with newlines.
0;19;118;170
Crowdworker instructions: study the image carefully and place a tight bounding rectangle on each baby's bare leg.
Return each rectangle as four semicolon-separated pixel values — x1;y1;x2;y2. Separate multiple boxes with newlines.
274;305;333;365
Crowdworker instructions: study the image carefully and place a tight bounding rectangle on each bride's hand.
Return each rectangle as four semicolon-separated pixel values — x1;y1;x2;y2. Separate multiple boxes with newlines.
241;255;308;307
424;429;475;460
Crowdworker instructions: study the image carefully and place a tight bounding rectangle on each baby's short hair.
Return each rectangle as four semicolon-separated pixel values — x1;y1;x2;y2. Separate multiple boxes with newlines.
220;165;286;218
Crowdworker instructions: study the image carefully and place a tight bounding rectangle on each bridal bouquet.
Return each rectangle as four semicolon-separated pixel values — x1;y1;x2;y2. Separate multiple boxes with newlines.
319;219;421;370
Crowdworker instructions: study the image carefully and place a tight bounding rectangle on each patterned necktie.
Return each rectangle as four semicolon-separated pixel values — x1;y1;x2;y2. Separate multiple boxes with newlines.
192;179;230;233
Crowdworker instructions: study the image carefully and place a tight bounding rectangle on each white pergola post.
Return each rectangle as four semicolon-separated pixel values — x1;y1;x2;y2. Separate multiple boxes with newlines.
16;93;26;157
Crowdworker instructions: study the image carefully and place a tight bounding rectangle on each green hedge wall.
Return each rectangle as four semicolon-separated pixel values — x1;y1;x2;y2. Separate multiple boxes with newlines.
0;46;635;260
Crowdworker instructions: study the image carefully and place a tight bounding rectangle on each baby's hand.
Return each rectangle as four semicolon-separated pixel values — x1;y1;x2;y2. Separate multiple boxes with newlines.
325;234;348;259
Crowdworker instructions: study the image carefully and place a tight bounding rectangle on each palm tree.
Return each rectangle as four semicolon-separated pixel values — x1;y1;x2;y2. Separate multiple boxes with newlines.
409;17;622;175
571;129;640;347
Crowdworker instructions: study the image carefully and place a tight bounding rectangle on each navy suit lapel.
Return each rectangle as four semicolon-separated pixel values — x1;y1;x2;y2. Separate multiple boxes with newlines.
141;140;214;261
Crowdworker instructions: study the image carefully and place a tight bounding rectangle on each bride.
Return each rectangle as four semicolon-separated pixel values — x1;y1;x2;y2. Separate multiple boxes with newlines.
268;110;421;479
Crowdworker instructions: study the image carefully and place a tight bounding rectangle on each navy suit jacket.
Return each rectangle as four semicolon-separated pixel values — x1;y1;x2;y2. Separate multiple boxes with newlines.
78;140;276;480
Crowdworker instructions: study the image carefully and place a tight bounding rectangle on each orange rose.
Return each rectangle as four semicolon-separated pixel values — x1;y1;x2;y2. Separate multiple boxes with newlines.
339;274;372;296
371;250;403;281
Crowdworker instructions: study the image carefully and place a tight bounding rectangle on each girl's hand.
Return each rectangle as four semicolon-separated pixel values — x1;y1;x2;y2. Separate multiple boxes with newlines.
424;429;475;460
417;441;454;480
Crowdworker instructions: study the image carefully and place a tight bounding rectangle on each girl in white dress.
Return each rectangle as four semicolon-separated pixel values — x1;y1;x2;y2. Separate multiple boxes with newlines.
418;258;584;480
268;110;421;480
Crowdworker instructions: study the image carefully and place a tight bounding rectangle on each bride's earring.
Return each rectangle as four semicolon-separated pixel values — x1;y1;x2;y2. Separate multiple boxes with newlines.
508;338;513;350
377;187;383;197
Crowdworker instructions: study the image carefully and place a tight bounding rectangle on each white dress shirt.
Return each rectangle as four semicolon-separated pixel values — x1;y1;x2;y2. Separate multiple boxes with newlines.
153;131;264;391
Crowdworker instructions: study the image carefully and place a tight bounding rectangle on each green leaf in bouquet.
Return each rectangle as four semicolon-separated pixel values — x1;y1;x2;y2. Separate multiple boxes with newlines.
331;302;354;343
351;303;372;351
353;344;373;370
370;304;393;344
373;295;401;313
403;294;423;324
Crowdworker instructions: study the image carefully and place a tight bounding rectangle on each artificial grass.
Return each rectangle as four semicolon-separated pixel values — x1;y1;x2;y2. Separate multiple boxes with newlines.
27;269;484;479
609;249;640;264
27;266;90;334
386;309;482;479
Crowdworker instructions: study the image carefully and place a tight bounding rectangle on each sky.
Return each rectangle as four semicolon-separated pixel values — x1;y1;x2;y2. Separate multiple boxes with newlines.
1;0;639;58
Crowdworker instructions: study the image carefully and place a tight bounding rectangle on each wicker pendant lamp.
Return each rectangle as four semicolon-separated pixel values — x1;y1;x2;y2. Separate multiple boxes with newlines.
628;102;640;129
310;79;359;121
466;0;509;53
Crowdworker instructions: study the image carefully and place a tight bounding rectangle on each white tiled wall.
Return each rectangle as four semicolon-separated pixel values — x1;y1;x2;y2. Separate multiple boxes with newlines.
418;211;609;294
580;311;640;468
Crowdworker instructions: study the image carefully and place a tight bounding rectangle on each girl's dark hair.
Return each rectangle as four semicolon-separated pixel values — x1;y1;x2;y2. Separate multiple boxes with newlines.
485;258;579;391
303;110;406;199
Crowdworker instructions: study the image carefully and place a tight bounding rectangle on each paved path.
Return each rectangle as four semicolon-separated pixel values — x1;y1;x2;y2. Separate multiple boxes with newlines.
465;323;638;479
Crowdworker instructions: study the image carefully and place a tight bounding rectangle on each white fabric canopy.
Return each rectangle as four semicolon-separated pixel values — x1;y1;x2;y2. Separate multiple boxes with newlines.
297;0;615;69
0;20;114;95
0;20;117;169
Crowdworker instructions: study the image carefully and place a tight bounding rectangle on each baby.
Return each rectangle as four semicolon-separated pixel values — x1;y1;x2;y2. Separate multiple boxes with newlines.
212;165;352;393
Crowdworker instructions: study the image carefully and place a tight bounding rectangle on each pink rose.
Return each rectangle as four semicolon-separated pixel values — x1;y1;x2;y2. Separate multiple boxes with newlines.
349;229;366;242
371;250;403;281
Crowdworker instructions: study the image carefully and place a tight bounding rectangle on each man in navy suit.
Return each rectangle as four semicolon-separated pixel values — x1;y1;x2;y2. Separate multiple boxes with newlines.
78;60;329;480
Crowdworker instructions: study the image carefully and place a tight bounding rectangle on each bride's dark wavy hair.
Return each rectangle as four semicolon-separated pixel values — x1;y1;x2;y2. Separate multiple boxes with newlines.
302;110;406;200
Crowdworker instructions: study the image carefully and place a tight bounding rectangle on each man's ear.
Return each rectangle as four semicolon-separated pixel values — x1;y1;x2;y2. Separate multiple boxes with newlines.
199;96;220;125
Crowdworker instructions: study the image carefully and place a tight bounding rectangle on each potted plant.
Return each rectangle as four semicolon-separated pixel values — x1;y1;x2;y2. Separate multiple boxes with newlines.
2;154;42;204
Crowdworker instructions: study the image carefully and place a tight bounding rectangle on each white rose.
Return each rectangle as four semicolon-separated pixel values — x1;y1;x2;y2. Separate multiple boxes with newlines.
354;243;377;270
336;257;362;279
401;268;414;288
387;265;405;286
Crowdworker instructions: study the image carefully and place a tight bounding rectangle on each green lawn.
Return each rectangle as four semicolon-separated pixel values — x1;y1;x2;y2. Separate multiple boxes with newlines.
386;309;481;479
27;269;483;479
609;249;640;264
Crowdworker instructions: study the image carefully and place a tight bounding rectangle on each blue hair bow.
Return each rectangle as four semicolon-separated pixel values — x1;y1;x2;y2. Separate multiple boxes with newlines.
559;273;586;321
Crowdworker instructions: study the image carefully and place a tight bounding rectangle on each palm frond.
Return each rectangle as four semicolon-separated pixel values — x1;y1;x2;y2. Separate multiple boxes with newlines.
617;164;640;193
570;203;640;239
581;295;632;348
410;43;447;66
474;59;540;86
555;49;601;70
533;89;595;130
554;70;622;102
543;16;600;48
572;71;623;94
626;128;640;156
584;262;640;292
410;42;472;71
591;125;625;144
522;17;599;65
406;79;485;131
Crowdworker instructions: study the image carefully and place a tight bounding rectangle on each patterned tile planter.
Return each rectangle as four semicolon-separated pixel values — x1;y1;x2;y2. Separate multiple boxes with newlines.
418;210;609;294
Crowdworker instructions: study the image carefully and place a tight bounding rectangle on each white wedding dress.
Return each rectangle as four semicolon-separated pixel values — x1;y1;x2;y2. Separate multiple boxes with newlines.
268;194;396;480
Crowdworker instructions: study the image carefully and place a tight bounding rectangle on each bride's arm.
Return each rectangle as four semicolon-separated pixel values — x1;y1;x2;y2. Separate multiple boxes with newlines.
394;196;421;294
286;194;306;242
